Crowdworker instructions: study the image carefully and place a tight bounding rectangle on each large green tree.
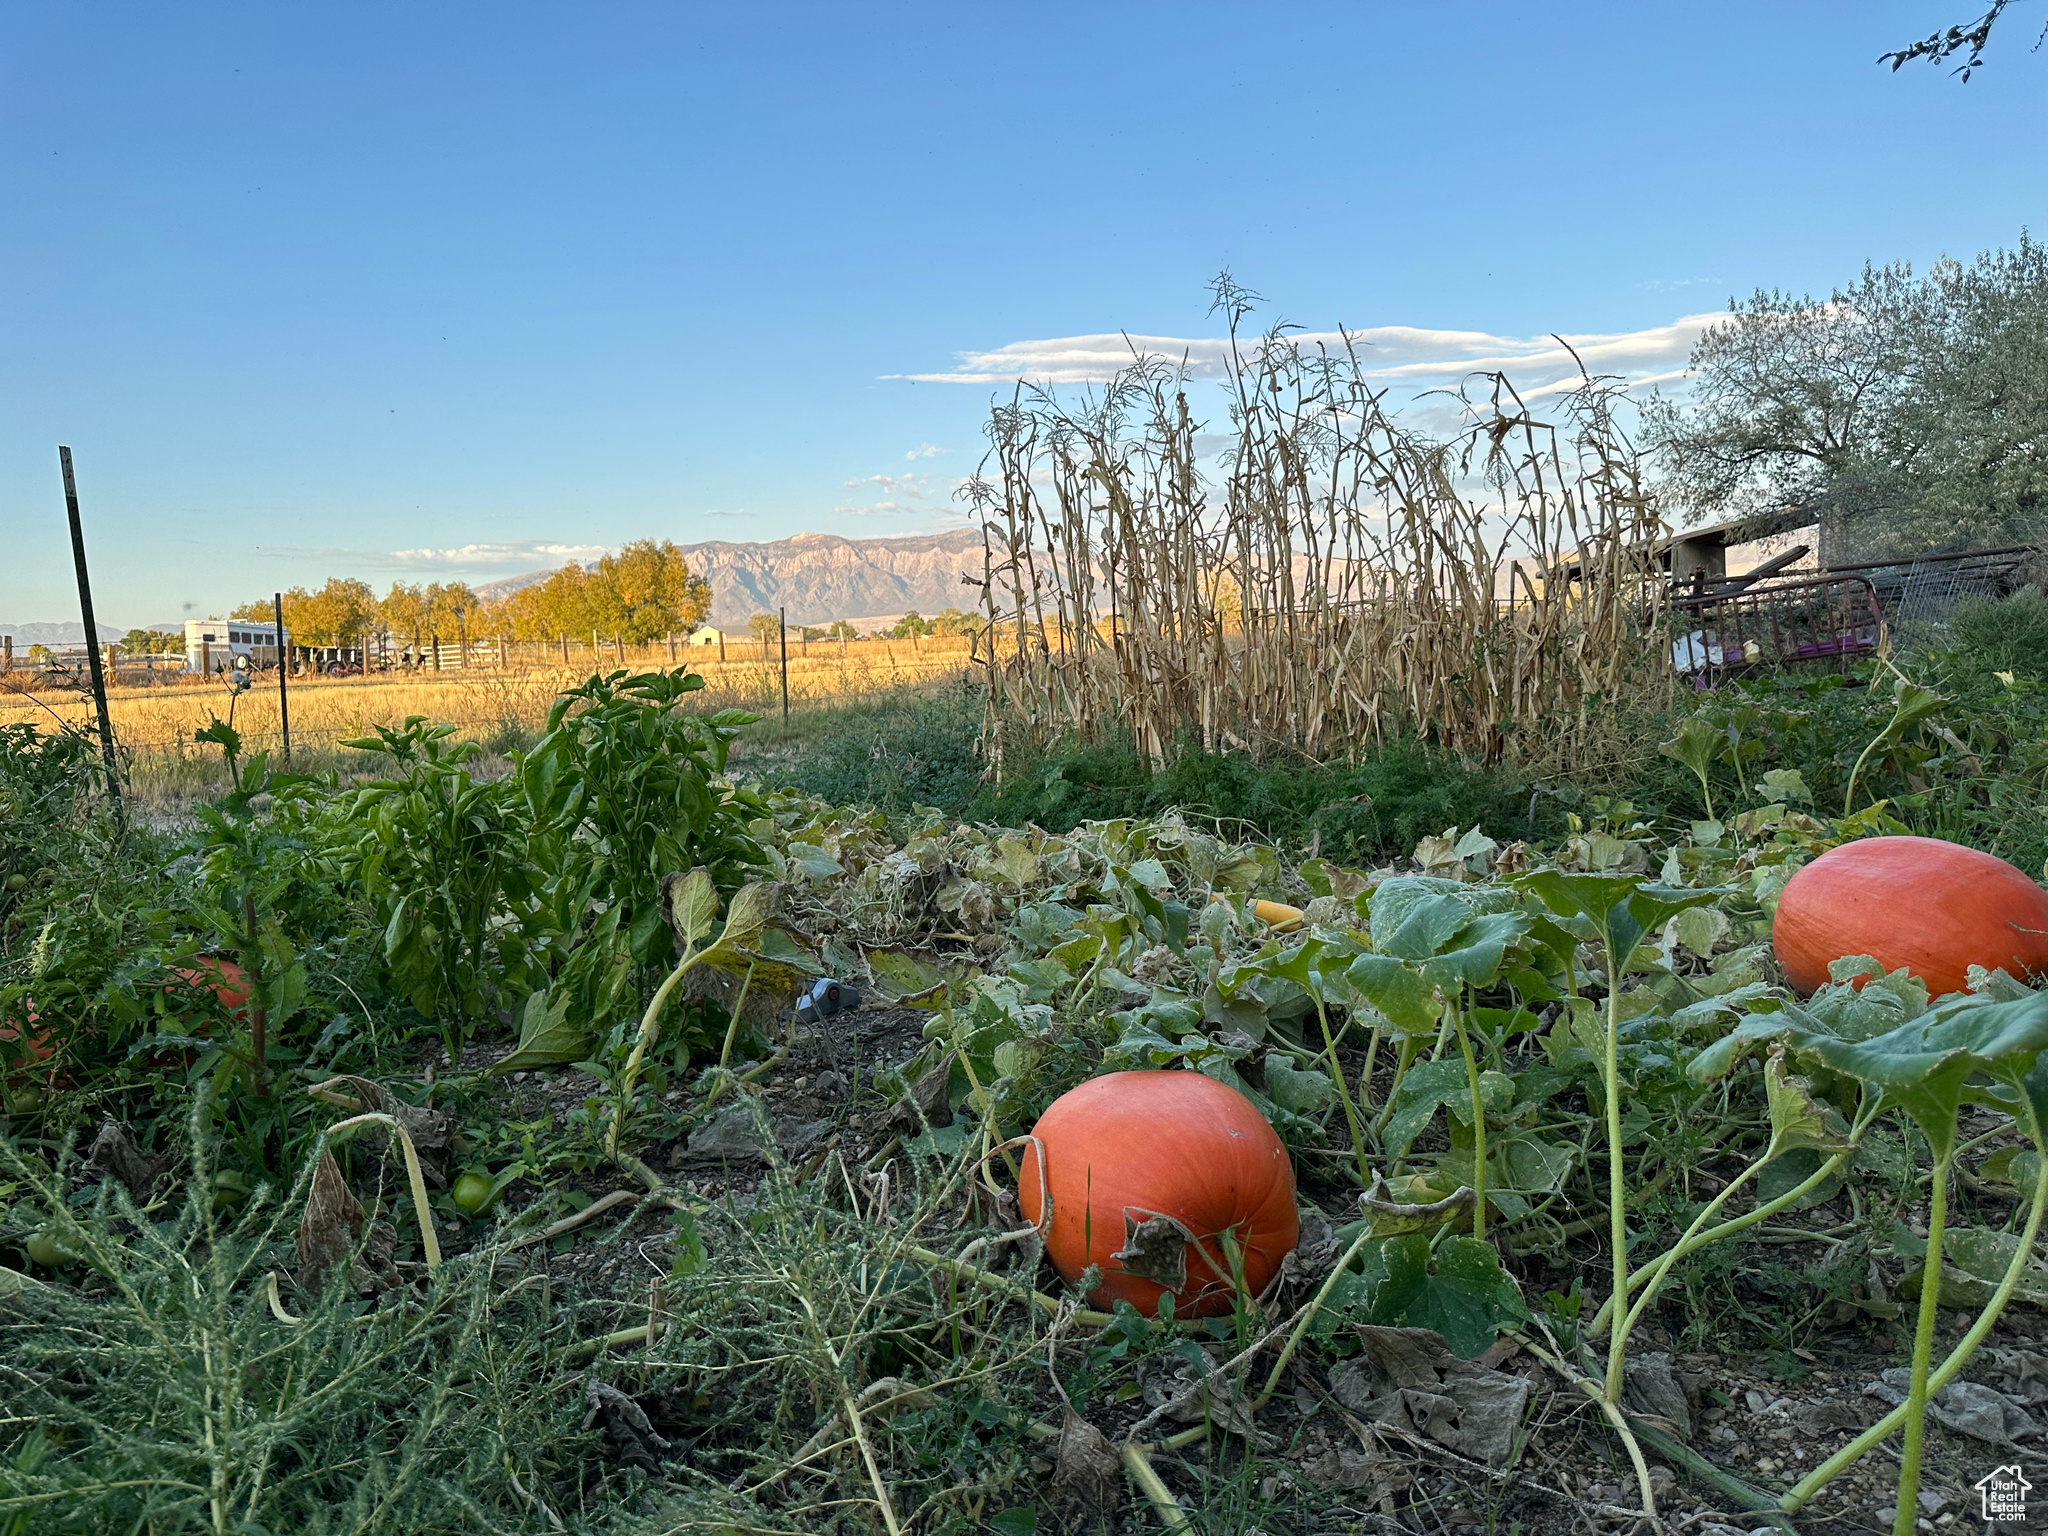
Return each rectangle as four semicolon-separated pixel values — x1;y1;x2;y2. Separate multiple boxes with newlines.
1647;235;2048;560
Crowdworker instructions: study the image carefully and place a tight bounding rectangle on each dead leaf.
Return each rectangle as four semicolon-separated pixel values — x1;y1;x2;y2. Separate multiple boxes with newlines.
893;1053;954;1132
1047;1407;1119;1534
295;1151;364;1295
582;1378;671;1476
1135;1348;1272;1447
84;1121;173;1203
1330;1326;1532;1470
1866;1369;2042;1446
1278;1207;1339;1288
1112;1213;1191;1292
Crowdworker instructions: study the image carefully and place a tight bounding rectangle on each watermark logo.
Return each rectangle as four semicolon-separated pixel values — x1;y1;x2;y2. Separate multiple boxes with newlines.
1975;1464;2032;1523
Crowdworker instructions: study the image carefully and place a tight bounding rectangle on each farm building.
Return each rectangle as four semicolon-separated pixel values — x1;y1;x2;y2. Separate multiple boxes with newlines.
684;626;723;647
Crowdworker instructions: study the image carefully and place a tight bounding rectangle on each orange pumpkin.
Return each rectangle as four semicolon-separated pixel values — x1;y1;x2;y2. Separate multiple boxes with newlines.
1019;1070;1299;1317
171;957;250;1016
1773;835;2048;997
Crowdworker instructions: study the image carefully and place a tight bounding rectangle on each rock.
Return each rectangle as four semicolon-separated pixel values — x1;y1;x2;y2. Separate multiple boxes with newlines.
1791;1399;1866;1436
1623;1352;1691;1439
683;1104;768;1161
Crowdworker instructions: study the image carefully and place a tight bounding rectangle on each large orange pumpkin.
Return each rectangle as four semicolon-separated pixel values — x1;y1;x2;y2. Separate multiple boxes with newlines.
1019;1070;1298;1317
1773;835;2048;997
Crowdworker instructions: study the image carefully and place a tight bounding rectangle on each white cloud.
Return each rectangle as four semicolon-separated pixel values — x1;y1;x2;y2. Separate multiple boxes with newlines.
890;313;1719;401
844;471;943;496
701;508;753;518
386;540;610;570
906;443;943;460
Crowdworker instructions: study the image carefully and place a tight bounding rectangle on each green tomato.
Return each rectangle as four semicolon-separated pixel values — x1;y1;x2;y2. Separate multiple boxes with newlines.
4;1085;42;1117
4;873;26;892
451;1171;495;1215
25;1230;71;1269
213;1170;253;1211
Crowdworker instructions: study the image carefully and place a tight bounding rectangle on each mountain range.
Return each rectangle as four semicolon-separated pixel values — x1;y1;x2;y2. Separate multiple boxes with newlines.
0;620;127;646
476;528;987;629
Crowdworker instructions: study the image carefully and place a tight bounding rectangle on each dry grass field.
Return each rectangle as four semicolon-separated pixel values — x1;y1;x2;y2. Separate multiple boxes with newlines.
0;635;973;808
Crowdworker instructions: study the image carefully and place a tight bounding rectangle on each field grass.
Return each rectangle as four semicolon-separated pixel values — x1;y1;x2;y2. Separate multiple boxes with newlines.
0;639;973;809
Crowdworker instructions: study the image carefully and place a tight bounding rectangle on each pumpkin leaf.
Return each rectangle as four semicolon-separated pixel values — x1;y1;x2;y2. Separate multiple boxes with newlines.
1757;992;2048;1157
1264;1053;1337;1114
1382;1056;1472;1163
1660;717;1719;782
696;881;775;971
1419;911;1529;991
1370;881;1471;961
1346;953;1442;1036
1764;1051;1855;1157
1366;1234;1528;1360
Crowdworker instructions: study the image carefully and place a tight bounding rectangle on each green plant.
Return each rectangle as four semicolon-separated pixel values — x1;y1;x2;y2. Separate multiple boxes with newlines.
1695;980;2048;1530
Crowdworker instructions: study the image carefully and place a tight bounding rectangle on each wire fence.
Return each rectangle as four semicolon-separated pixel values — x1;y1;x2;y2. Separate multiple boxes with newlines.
0;637;978;786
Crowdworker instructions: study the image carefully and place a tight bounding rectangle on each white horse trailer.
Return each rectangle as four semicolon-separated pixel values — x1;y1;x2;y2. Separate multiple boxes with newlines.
184;619;288;674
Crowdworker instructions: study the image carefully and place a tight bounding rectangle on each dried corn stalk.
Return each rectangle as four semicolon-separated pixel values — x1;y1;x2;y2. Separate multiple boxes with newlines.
965;285;1671;771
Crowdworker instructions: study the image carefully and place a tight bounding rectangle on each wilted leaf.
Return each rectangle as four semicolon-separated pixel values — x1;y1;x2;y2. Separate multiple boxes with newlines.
661;867;719;945
296;1151;363;1296
1764;1050;1854;1157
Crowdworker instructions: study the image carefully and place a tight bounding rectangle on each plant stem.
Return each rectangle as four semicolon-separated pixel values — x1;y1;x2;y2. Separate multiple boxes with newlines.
606;944;697;1162
715;960;759;1070
1893;1145;1954;1536
1785;1143;2048;1511
1452;1009;1487;1243
1602;961;1629;1406
241;893;268;1098
1371;1035;1418;1137
1252;1219;1381;1411
1314;994;1371;1189
1585;1149;1848;1342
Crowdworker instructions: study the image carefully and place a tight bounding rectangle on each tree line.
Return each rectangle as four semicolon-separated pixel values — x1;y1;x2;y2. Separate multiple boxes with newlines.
109;535;996;654
204;539;715;649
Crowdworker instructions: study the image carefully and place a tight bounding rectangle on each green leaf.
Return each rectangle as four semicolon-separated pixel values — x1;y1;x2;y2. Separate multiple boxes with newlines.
1760;768;1812;805
1370;880;1471;961
1668;905;1729;959
786;843;843;882
491;989;589;1073
1346;953;1442;1036
1264;1054;1337;1114
1419;911;1529;991
1382;1056;1471;1162
868;948;948;1004
1788;992;2048;1156
1367;1234;1528;1359
1764;1051;1854;1156
1660;717;1719;781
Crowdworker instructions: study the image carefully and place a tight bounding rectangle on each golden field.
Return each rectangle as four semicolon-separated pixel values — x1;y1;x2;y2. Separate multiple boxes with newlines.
0;635;974;807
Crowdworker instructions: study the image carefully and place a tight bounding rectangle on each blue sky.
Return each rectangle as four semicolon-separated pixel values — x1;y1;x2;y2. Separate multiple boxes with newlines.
4;1;2045;627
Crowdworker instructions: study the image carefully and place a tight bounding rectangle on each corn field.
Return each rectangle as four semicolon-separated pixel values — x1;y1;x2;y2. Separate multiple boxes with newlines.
966;283;1673;770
